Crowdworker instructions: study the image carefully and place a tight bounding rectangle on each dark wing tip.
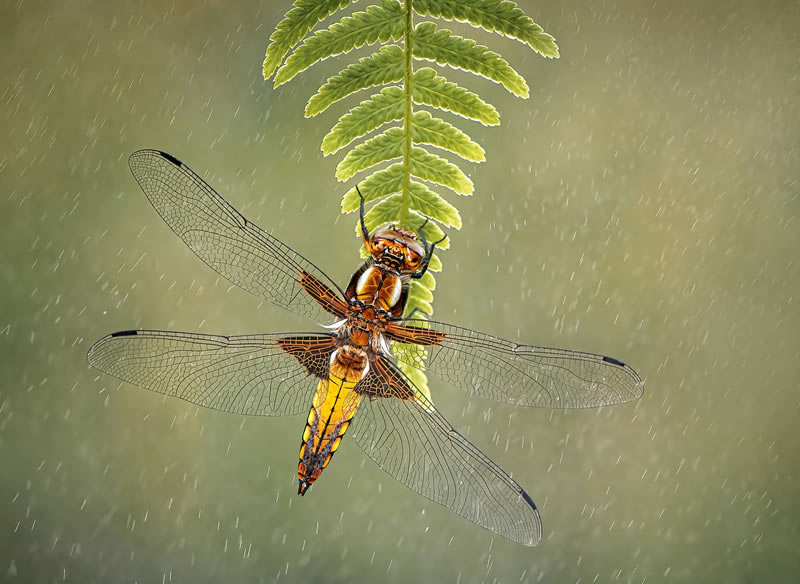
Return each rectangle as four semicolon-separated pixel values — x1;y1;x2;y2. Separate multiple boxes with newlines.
519;488;543;546
156;150;183;167
87;330;137;364
520;488;538;511
110;329;138;337
602;355;645;400
128;149;183;167
602;355;626;367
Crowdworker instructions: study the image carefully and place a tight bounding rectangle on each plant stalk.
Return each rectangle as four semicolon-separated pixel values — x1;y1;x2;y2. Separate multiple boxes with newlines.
400;0;413;226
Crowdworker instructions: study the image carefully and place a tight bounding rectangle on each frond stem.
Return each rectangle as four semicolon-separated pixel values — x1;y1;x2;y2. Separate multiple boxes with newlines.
400;0;414;226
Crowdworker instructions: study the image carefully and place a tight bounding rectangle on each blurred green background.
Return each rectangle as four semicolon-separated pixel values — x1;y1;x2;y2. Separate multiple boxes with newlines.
1;1;798;582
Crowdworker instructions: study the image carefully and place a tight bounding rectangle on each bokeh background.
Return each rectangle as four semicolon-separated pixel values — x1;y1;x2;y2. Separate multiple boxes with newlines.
2;1;798;582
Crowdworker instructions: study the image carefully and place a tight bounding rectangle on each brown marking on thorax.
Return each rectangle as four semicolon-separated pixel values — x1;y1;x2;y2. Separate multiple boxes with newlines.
346;265;405;317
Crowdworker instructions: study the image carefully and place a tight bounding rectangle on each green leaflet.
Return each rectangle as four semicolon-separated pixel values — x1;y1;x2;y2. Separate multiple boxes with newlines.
412;0;559;58
405;295;433;317
336;127;404;181
407;279;434;302
339;141;475;198
408;181;461;228
262;0;353;80
322;86;404;155
412;22;528;98
345;165;406;211
275;0;405;87
342;187;372;213
341;179;460;229
362;193;404;231
341;181;391;214
427;252;442;272
410;146;472;195
411;111;485;162
414;269;436;292
306;44;405;117
415;214;448;247
412;67;500;126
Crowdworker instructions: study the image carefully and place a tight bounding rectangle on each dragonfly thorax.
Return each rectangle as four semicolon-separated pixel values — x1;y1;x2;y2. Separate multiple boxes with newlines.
346;264;406;320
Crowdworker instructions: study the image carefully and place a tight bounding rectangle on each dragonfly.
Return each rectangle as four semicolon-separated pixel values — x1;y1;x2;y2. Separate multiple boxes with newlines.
87;150;644;547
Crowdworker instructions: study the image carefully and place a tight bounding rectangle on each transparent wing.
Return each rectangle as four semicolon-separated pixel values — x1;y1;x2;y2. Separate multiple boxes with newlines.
128;149;349;324
87;329;336;416
386;320;644;408
350;356;542;546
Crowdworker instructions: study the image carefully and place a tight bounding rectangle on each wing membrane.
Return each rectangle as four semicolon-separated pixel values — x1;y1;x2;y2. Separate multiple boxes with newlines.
351;358;542;546
128;150;348;324
87;330;336;416
386;320;644;408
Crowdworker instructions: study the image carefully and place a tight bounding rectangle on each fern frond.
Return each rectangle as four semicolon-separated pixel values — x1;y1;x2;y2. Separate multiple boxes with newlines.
306;44;405;117
263;0;559;405
322;86;404;155
262;0;353;80
411;111;485;162
412;22;528;97
274;0;405;86
413;0;559;58
335;127;404;181
410;146;473;195
412;67;499;126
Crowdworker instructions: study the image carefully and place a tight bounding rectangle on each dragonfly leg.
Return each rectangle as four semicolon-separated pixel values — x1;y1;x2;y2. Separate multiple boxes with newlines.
356;184;370;246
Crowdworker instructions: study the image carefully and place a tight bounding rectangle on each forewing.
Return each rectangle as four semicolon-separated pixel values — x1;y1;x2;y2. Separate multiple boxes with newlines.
350;356;542;546
87;330;335;416
128;149;348;324
386;320;643;408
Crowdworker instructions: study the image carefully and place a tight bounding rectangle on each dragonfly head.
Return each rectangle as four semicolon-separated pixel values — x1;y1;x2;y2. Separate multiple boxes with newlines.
367;228;425;274
356;184;446;279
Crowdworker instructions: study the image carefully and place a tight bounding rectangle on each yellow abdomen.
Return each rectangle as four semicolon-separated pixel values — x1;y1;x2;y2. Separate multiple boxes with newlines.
297;370;362;495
